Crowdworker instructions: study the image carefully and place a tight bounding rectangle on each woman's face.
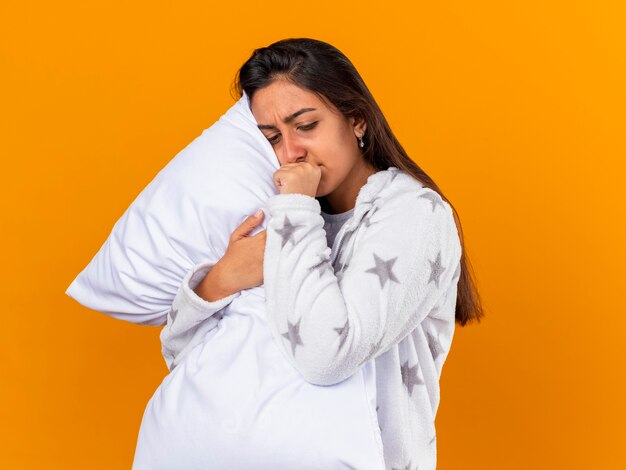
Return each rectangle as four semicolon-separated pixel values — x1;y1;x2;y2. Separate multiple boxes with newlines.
250;79;367;199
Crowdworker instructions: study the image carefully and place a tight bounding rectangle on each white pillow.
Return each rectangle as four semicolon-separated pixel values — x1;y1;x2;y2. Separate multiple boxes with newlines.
67;93;386;469
65;93;277;326
133;290;385;469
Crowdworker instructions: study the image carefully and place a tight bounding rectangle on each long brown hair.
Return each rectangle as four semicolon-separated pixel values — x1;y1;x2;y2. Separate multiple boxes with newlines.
231;38;484;326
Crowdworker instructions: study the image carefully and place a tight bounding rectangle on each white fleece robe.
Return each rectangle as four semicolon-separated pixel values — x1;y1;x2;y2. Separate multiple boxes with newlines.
160;166;462;470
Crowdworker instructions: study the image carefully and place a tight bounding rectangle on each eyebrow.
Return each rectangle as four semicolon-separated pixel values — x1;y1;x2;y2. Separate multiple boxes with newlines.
257;108;317;130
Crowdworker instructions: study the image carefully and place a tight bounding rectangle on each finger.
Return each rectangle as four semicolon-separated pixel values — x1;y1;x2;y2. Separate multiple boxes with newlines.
250;228;267;239
273;173;284;189
232;211;264;239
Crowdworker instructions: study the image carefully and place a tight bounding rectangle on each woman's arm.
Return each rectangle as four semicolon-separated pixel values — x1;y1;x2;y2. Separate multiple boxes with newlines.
159;213;265;371
263;186;462;386
159;261;240;371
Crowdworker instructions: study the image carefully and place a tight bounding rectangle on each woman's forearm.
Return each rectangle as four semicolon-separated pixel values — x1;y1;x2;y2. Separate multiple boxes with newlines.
193;262;239;302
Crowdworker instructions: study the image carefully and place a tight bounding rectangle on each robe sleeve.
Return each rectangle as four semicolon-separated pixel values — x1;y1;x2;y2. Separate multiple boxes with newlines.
263;187;462;386
159;261;240;371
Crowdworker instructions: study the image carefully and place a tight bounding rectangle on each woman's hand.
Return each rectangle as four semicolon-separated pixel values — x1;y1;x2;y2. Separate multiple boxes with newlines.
273;162;322;197
194;211;266;301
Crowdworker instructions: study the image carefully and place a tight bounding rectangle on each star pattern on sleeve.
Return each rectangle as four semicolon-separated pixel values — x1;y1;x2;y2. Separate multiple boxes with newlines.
275;214;306;249
400;359;424;396
419;191;445;212
333;318;350;351
365;253;401;289
426;331;444;361
427;251;446;288
281;316;304;356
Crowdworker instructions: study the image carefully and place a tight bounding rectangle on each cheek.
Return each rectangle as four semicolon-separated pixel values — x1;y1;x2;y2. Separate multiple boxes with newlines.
319;132;349;163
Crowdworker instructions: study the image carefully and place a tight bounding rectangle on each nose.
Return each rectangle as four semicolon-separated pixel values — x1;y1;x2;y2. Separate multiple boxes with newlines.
281;133;306;165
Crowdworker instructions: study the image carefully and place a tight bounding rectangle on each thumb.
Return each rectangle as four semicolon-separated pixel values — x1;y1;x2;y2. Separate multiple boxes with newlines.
233;209;265;238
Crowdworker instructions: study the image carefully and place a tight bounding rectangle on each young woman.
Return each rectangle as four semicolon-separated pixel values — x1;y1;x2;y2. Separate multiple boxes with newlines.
169;38;483;470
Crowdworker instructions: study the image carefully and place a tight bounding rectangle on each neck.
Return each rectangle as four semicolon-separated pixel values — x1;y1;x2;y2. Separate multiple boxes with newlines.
318;160;378;214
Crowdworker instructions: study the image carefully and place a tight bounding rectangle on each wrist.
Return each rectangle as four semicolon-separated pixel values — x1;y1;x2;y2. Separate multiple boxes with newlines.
193;263;238;302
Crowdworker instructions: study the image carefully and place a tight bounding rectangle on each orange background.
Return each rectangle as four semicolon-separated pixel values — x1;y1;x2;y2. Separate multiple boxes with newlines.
2;1;625;468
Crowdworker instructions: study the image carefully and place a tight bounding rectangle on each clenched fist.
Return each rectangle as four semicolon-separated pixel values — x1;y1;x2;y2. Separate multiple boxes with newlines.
273;162;322;197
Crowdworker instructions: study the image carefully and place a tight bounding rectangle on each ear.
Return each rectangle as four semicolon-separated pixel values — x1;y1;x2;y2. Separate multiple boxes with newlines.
350;114;367;138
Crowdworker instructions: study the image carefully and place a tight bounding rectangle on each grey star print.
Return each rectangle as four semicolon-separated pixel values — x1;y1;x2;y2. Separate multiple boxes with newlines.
281;316;304;356
427;251;446;288
426;331;444;361
365;253;400;289
275;214;306;249
333;318;350;351
419;191;445;212
400;359;424;396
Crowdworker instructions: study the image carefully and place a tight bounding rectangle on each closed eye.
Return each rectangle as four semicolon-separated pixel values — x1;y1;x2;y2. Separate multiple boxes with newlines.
267;121;318;144
299;121;318;131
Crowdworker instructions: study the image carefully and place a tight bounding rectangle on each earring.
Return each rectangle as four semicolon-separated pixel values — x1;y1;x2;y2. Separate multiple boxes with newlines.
358;136;364;148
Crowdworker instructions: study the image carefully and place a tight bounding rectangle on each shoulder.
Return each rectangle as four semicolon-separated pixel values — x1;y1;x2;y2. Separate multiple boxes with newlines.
375;170;452;220
366;170;463;271
366;169;460;253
